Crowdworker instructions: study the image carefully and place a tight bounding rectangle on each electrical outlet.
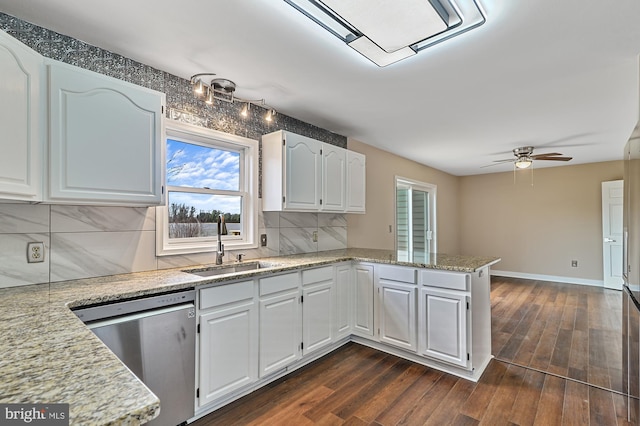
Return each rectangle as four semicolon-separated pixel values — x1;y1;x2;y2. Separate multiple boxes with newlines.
27;242;45;263
260;234;267;247
312;231;318;242
571;260;578;267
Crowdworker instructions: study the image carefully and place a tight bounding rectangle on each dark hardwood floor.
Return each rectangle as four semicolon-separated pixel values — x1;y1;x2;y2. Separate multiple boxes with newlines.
191;277;630;425
491;276;623;393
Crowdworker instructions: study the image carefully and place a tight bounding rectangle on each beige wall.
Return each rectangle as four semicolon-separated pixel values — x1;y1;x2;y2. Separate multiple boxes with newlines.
459;160;623;281
347;139;461;254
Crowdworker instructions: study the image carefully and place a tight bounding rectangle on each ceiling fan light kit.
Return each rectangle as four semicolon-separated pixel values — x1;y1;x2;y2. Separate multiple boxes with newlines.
515;158;533;169
482;145;573;185
485;145;573;169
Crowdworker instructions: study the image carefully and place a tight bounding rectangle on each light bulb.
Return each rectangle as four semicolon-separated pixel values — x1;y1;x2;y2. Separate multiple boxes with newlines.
205;88;215;105
265;109;276;122
193;79;205;95
240;103;249;117
515;158;532;169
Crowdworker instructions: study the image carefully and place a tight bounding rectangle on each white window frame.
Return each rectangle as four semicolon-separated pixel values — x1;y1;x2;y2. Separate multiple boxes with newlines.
156;120;259;256
395;176;437;260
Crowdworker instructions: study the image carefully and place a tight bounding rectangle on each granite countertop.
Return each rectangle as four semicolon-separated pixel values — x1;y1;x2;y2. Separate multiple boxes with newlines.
0;249;499;425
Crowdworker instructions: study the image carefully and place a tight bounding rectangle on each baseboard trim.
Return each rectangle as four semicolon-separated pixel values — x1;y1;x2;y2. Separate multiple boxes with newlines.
490;270;604;287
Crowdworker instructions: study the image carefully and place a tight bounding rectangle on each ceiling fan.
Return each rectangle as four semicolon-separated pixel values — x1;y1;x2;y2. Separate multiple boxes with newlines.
485;146;573;169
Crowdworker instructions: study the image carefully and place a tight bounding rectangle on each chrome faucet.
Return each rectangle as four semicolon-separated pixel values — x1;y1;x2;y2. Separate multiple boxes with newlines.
216;214;225;264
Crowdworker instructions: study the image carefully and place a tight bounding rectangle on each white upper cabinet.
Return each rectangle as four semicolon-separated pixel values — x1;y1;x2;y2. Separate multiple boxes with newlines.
322;145;346;212
285;132;322;210
262;130;365;213
47;61;165;205
0;30;44;202
346;151;366;213
262;130;321;211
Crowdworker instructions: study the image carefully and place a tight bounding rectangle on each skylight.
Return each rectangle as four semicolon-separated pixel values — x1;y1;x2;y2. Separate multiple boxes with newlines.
284;0;486;67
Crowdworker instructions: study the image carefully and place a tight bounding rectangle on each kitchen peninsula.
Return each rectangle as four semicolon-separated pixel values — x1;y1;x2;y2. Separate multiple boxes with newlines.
0;249;499;425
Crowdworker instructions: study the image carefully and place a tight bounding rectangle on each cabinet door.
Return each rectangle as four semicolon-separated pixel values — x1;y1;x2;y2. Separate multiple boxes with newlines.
302;281;333;355
335;265;352;339
0;30;43;201
199;302;258;406
419;287;469;368
379;280;417;351
48;61;165;205
353;264;375;337
322;144;346;212
346;151;366;213
259;290;301;377
284;132;321;210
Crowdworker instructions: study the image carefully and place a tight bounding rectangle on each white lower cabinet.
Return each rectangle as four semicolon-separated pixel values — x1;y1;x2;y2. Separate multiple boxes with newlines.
335;264;352;339
195;262;491;417
418;287;468;368
302;266;334;356
258;272;302;378
378;280;417;352
198;281;257;407
259;289;301;377
352;264;375;337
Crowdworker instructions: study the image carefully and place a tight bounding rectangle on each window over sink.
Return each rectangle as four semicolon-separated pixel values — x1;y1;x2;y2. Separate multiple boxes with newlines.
156;120;258;256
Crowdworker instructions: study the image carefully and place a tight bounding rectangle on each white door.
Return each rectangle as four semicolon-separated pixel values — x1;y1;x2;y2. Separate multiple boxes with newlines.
284;133;321;210
0;29;44;202
419;287;468;368
335;265;352;339
602;180;624;290
352;264;375;337
346;151;366;213
321;144;346;211
259;290;301;377
48;61;164;205
378;280;417;351
396;177;436;263
198;302;257;406
302;282;333;355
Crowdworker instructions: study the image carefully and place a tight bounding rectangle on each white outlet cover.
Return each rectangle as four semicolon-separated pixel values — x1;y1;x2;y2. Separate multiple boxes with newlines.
27;242;45;263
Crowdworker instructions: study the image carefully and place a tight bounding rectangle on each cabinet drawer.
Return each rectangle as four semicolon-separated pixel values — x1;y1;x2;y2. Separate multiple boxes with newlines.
259;272;299;297
200;280;254;310
378;265;416;284
419;270;469;291
302;266;333;285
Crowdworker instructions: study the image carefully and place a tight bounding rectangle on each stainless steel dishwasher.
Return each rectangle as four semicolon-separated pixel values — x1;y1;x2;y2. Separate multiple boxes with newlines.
74;289;196;426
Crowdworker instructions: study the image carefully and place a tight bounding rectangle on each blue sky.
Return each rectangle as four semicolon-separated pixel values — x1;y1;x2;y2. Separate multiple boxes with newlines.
167;139;241;214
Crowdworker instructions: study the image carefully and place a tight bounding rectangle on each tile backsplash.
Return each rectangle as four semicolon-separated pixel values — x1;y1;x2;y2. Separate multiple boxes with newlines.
0;203;346;288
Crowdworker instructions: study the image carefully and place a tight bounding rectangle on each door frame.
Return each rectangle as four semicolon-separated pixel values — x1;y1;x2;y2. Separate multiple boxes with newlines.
602;179;624;290
394;176;437;259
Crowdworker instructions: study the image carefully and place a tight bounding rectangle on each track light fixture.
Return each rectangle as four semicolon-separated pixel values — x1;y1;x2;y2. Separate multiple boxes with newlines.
190;73;276;122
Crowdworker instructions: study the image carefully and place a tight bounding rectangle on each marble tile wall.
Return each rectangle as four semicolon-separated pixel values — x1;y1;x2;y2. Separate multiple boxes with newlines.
0;204;346;288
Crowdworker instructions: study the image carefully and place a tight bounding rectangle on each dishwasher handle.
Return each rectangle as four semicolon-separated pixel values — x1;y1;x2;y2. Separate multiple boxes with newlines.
74;289;195;323
85;302;195;329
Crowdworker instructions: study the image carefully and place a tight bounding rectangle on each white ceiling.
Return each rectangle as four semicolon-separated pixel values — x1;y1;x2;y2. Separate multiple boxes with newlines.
2;0;640;175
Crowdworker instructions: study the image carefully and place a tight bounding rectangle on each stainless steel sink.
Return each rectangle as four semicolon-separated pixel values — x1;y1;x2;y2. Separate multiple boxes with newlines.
183;261;278;277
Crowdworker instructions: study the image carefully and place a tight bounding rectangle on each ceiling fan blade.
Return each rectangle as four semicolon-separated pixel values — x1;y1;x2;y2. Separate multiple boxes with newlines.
480;161;513;168
535;156;572;161
492;159;515;163
530;152;562;158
